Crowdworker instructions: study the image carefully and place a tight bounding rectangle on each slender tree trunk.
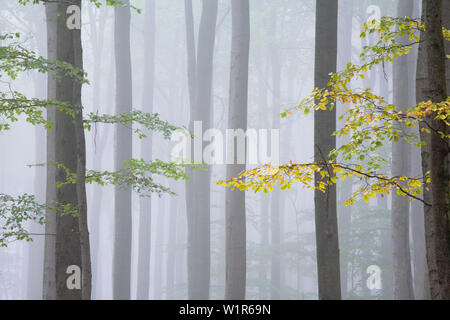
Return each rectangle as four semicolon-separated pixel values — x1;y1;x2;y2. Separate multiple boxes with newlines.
410;1;429;299
257;62;269;300
337;0;353;299
314;0;341;300
175;190;187;298
422;0;450;300
166;183;178;299
72;1;91;299
225;0;250;300
416;1;433;301
153;198;166;300
45;1;83;300
410;2;428;297
184;0;218;300
43;3;57;300
390;0;415;300
259;195;270;299
411;151;429;299
136;0;156;300
113;0;133;300
184;0;196;114
268;7;281;300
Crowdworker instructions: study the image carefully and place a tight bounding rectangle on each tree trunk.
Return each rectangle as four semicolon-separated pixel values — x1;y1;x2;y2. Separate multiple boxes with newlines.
136;0;156;300
337;0;353;299
72;1;91;299
225;0;250;300
184;0;196;114
113;0;133;300
166;183;178;299
175;191;187;298
184;0;218;300
411;150;429;299
153;198;166;300
267;7;281;300
257;56;270;300
390;0;415;300
44;1;83;300
422;0;450;300
259;194;270;299
43;3;58;300
314;0;341;300
416;1;433;301
410;1;428;297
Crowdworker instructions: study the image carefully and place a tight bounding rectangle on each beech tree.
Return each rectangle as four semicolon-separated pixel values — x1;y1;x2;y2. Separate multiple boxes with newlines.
113;0;133;300
314;0;341;300
225;0;250;300
219;3;450;300
422;0;450;299
3;0;192;300
184;0;218;299
391;0;415;300
136;0;156;300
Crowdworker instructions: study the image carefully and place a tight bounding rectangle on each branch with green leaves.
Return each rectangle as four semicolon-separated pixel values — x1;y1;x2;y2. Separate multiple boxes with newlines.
85;109;190;140
18;0;142;13
1;33;88;84
0;193;79;246
0;193;46;247
51;158;203;197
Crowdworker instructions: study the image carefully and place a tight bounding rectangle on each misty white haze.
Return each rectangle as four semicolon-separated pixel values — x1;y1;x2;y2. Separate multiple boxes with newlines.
0;0;447;302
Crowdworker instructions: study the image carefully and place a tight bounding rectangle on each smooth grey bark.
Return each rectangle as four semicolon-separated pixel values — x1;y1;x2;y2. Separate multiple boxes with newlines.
336;0;353;299
166;182;178;299
416;5;433;300
43;3;57;300
423;0;450;300
257;58;269;300
136;0;156;300
390;0;415;300
184;0;196;114
153;199;165;300
71;1;91;299
175;191;187;297
163;28;182;300
314;0;341;300
184;0;218;300
113;0;133;300
409;0;429;301
225;0;250;300
259;194;270;299
45;1;83;300
411;149;429;299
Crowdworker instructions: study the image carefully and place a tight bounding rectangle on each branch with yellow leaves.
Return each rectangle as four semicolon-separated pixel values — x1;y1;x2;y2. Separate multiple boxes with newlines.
217;161;429;206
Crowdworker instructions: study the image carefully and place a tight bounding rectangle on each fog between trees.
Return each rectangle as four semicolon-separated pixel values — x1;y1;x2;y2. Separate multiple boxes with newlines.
0;0;449;300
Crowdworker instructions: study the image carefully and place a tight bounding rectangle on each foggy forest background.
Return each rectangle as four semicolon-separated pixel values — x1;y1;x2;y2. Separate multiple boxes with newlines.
0;0;447;300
